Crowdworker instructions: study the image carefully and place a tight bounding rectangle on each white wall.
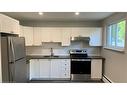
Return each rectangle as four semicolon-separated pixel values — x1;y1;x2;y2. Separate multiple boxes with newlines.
26;41;101;56
101;13;127;83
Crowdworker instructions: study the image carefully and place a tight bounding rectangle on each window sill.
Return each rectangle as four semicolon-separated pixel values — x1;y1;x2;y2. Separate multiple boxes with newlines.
103;47;125;53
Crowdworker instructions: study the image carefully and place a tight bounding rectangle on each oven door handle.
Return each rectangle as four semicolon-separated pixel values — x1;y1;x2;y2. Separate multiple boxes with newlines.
71;59;91;61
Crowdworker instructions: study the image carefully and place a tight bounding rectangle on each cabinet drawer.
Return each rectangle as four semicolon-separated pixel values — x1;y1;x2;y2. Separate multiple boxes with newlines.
60;72;70;78
61;67;70;71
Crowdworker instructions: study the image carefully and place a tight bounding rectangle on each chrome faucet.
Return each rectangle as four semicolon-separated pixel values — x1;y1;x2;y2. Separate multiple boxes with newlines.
50;48;54;56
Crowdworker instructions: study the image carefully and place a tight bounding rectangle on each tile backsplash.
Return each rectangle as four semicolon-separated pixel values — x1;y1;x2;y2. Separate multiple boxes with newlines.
26;41;101;56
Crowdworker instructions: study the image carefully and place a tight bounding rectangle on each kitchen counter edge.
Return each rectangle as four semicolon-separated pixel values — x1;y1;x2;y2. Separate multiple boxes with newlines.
26;55;105;60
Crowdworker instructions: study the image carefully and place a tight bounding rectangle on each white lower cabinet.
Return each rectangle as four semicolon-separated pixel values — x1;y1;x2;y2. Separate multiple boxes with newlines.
29;59;40;80
60;59;70;78
39;59;50;78
50;59;61;78
29;59;70;80
51;59;70;79
91;59;102;79
50;59;70;79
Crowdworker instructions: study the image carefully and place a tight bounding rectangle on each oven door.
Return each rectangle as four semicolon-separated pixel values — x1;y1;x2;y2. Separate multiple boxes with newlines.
71;59;91;80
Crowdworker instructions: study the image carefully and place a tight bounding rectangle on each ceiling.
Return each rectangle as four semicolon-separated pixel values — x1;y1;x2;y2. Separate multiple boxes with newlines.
2;12;114;22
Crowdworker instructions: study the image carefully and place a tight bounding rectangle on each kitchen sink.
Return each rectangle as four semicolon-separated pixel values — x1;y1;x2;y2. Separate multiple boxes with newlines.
53;56;59;57
43;56;51;57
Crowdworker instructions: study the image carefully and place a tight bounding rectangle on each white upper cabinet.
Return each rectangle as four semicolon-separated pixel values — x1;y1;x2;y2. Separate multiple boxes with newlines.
71;27;92;38
0;14;20;34
61;28;71;46
33;27;42;46
11;19;20;34
41;28;51;42
41;27;62;42
89;28;102;46
20;26;102;46
20;26;34;46
71;27;102;46
50;27;62;42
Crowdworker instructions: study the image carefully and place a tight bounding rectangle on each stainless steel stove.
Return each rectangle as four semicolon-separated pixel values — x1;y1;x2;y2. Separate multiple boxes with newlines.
70;49;91;81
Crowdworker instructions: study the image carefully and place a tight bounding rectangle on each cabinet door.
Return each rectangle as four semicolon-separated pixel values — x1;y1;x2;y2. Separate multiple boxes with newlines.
33;27;42;46
41;28;51;42
50;59;61;78
41;27;62;42
11;19;20;35
71;27;80;38
50;28;62;42
91;59;102;79
60;59;70;78
0;14;12;33
29;59;40;80
21;26;34;46
79;28;93;37
0;15;2;31
0;14;19;34
39;59;50;78
89;28;102;46
61;28;71;46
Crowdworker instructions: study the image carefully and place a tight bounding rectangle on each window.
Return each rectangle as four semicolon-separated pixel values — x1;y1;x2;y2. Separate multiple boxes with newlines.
106;20;126;51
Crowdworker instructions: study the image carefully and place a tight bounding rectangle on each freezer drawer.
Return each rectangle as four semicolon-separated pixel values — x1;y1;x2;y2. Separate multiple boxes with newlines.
10;58;27;83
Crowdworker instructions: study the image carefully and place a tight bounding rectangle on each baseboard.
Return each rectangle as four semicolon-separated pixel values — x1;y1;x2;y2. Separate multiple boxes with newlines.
102;75;114;83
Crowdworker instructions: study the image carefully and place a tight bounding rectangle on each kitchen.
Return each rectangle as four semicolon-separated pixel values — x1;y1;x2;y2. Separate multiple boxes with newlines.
0;12;127;83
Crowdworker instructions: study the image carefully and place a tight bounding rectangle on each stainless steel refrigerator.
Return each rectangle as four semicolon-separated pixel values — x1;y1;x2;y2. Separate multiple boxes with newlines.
1;36;28;83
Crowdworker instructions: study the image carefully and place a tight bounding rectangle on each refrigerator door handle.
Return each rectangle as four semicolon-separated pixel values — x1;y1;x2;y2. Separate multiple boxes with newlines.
9;38;16;82
10;38;16;63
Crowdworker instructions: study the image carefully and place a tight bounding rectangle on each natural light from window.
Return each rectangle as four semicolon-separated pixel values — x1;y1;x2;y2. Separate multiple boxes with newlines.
106;20;126;50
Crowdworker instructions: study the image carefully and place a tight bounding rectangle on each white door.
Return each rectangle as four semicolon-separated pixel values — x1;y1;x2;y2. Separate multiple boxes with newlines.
29;59;40;80
91;59;102;79
50;59;61;78
39;59;50;78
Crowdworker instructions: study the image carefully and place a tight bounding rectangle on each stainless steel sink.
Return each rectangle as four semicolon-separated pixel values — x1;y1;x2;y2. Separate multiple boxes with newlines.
53;56;59;57
43;56;51;57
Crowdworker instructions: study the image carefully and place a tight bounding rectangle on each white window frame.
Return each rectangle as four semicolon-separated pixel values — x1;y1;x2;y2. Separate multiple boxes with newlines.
104;19;126;52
